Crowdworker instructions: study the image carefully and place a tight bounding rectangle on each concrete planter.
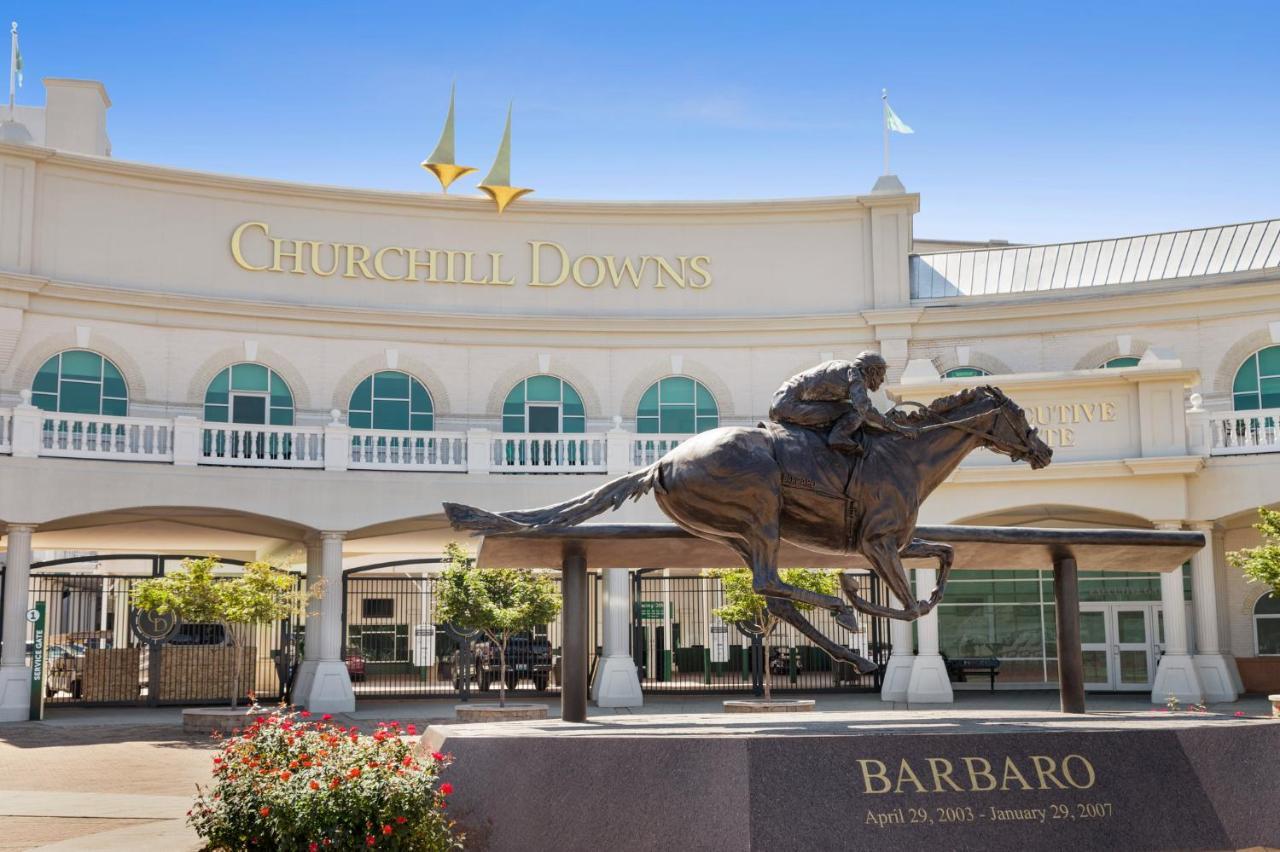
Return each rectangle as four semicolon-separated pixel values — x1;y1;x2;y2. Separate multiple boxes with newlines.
183;706;282;734
1270;694;1280;719
455;703;548;723
723;699;816;713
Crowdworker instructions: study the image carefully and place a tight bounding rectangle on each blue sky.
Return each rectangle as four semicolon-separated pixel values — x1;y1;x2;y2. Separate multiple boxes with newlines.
11;1;1279;243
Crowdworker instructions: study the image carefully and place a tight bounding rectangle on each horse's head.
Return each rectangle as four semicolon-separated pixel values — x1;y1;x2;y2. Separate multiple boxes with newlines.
976;386;1053;469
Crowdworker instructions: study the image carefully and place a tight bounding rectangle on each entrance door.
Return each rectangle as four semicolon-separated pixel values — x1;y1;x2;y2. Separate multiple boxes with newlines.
1111;606;1154;691
1079;605;1112;689
527;405;560;433
1079;604;1156;691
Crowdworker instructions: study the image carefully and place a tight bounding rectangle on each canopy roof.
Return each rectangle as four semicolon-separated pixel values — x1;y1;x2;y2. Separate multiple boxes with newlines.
473;524;1204;573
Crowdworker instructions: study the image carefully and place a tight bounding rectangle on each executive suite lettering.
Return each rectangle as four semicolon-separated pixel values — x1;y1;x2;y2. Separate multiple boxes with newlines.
229;221;713;290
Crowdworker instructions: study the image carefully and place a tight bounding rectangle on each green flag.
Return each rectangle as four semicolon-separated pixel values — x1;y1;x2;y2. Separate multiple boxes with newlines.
884;102;912;134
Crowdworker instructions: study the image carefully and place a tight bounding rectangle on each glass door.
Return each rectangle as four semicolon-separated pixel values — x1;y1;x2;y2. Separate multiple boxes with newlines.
1112;606;1154;691
1079;605;1112;690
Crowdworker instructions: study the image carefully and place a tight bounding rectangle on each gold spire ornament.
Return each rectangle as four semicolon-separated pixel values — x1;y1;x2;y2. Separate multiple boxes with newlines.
477;104;533;213
421;83;476;192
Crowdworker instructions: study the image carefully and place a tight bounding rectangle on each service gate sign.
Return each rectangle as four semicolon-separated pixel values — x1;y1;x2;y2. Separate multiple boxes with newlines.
27;603;45;721
638;601;668;621
412;624;436;668
710;621;730;663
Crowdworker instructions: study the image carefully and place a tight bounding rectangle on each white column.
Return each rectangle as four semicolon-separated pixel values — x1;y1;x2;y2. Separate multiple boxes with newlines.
1188;522;1240;702
880;591;913;702
0;524;35;721
300;531;355;713
1151;522;1204;704
9;391;40;458
322;410;350;472
291;537;323;705
905;568;953;704
591;568;642;707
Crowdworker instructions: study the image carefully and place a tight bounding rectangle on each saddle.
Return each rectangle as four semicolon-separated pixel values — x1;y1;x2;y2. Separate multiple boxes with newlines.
759;421;864;554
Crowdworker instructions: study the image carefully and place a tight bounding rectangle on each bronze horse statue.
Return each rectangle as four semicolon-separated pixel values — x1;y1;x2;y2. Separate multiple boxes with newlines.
445;385;1053;673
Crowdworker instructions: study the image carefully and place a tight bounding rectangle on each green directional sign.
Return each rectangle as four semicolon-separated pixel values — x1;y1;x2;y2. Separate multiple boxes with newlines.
28;602;46;721
638;600;669;621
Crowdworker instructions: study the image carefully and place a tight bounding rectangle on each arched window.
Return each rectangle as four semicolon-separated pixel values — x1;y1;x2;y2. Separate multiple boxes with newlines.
502;375;585;433
204;363;294;426
637;376;719;434
31;350;128;415
348;371;434;431
1256;592;1280;655
1101;357;1141;369
943;367;990;379
1232;346;1280;411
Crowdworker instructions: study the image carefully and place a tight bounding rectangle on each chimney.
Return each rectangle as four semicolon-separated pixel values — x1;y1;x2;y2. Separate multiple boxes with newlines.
43;78;111;156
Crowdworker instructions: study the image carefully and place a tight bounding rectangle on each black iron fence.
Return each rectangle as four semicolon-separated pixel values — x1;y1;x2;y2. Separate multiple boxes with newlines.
631;572;888;694
16;556;299;707
341;566;601;698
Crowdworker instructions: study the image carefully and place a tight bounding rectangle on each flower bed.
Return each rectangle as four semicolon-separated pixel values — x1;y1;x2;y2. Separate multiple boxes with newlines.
190;709;462;850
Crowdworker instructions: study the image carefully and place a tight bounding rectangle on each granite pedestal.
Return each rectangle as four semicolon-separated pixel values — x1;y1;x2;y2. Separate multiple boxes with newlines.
422;709;1280;852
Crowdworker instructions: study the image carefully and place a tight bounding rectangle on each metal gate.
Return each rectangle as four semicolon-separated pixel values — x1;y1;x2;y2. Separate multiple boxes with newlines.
633;571;888;694
341;562;601;699
19;555;300;707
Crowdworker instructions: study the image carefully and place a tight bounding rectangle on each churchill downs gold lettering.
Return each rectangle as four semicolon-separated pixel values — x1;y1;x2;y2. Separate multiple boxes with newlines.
230;222;712;290
856;754;1097;794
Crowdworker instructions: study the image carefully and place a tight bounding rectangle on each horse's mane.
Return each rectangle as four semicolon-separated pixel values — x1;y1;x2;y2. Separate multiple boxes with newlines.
892;385;1002;425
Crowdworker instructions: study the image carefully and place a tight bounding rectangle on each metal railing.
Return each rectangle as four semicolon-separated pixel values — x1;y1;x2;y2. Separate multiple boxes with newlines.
1208;409;1280;456
491;433;608;473
348;429;468;471
39;411;174;462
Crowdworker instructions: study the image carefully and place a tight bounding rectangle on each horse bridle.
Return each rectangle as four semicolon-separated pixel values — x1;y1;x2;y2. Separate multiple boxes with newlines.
893;396;1041;461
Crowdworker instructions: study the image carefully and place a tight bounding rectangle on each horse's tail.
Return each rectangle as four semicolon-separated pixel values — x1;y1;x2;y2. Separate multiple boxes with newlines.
443;463;664;534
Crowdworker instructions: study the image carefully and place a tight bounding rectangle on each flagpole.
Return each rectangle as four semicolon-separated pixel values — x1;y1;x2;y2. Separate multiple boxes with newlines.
880;86;890;175
8;22;16;121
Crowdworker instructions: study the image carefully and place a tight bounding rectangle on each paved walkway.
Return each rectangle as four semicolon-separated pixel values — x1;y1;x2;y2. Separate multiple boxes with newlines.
0;691;1273;850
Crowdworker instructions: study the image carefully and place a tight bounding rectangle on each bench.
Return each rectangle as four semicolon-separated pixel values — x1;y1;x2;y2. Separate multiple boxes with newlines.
944;656;1001;691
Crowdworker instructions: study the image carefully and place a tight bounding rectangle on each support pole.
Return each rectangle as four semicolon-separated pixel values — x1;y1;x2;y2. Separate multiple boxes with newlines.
561;547;588;723
1053;555;1086;714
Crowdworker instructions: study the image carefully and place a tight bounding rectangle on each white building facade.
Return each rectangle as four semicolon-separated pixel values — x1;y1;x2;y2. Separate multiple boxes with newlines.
2;78;1280;719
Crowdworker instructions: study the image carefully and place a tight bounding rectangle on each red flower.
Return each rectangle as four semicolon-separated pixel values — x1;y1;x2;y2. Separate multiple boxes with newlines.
259;806;271;817
382;824;393;835
280;770;292;781
322;714;333;721
402;755;413;767
301;710;312;717
440;782;453;796
1235;711;1246;717
407;724;417;735
348;767;362;779
309;844;319;852
366;836;376;847
309;780;320;790
430;751;444;761
395;816;407;824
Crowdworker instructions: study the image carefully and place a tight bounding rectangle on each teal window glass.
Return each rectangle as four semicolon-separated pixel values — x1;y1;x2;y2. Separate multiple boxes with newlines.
944;367;989;379
1232;346;1280;411
502;376;587;433
1257;593;1280;655
347;371;433;431
29;350;129;416
636;377;720;434
204;364;294;426
1102;357;1141;368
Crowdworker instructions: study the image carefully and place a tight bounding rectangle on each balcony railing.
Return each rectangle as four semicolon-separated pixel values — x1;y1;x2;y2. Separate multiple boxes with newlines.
491;433;608;473
349;429;468;471
201;423;326;468
631;434;693;467
40;411;174;462
1208;409;1280;456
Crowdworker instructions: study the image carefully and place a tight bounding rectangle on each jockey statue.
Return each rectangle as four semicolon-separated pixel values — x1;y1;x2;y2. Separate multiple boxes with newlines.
768;352;917;453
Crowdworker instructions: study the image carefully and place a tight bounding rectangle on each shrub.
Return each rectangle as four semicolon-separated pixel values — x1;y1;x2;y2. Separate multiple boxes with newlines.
189;709;462;851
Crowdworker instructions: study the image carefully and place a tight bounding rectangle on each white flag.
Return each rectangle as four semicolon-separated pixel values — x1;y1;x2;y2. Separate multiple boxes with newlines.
884;102;913;134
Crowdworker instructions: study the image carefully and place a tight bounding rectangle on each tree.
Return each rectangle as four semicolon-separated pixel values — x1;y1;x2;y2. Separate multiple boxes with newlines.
704;567;840;702
1228;507;1280;596
434;543;562;708
131;557;317;708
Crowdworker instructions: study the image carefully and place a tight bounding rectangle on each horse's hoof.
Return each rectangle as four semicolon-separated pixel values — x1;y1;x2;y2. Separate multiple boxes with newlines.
852;656;879;675
835;609;861;633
